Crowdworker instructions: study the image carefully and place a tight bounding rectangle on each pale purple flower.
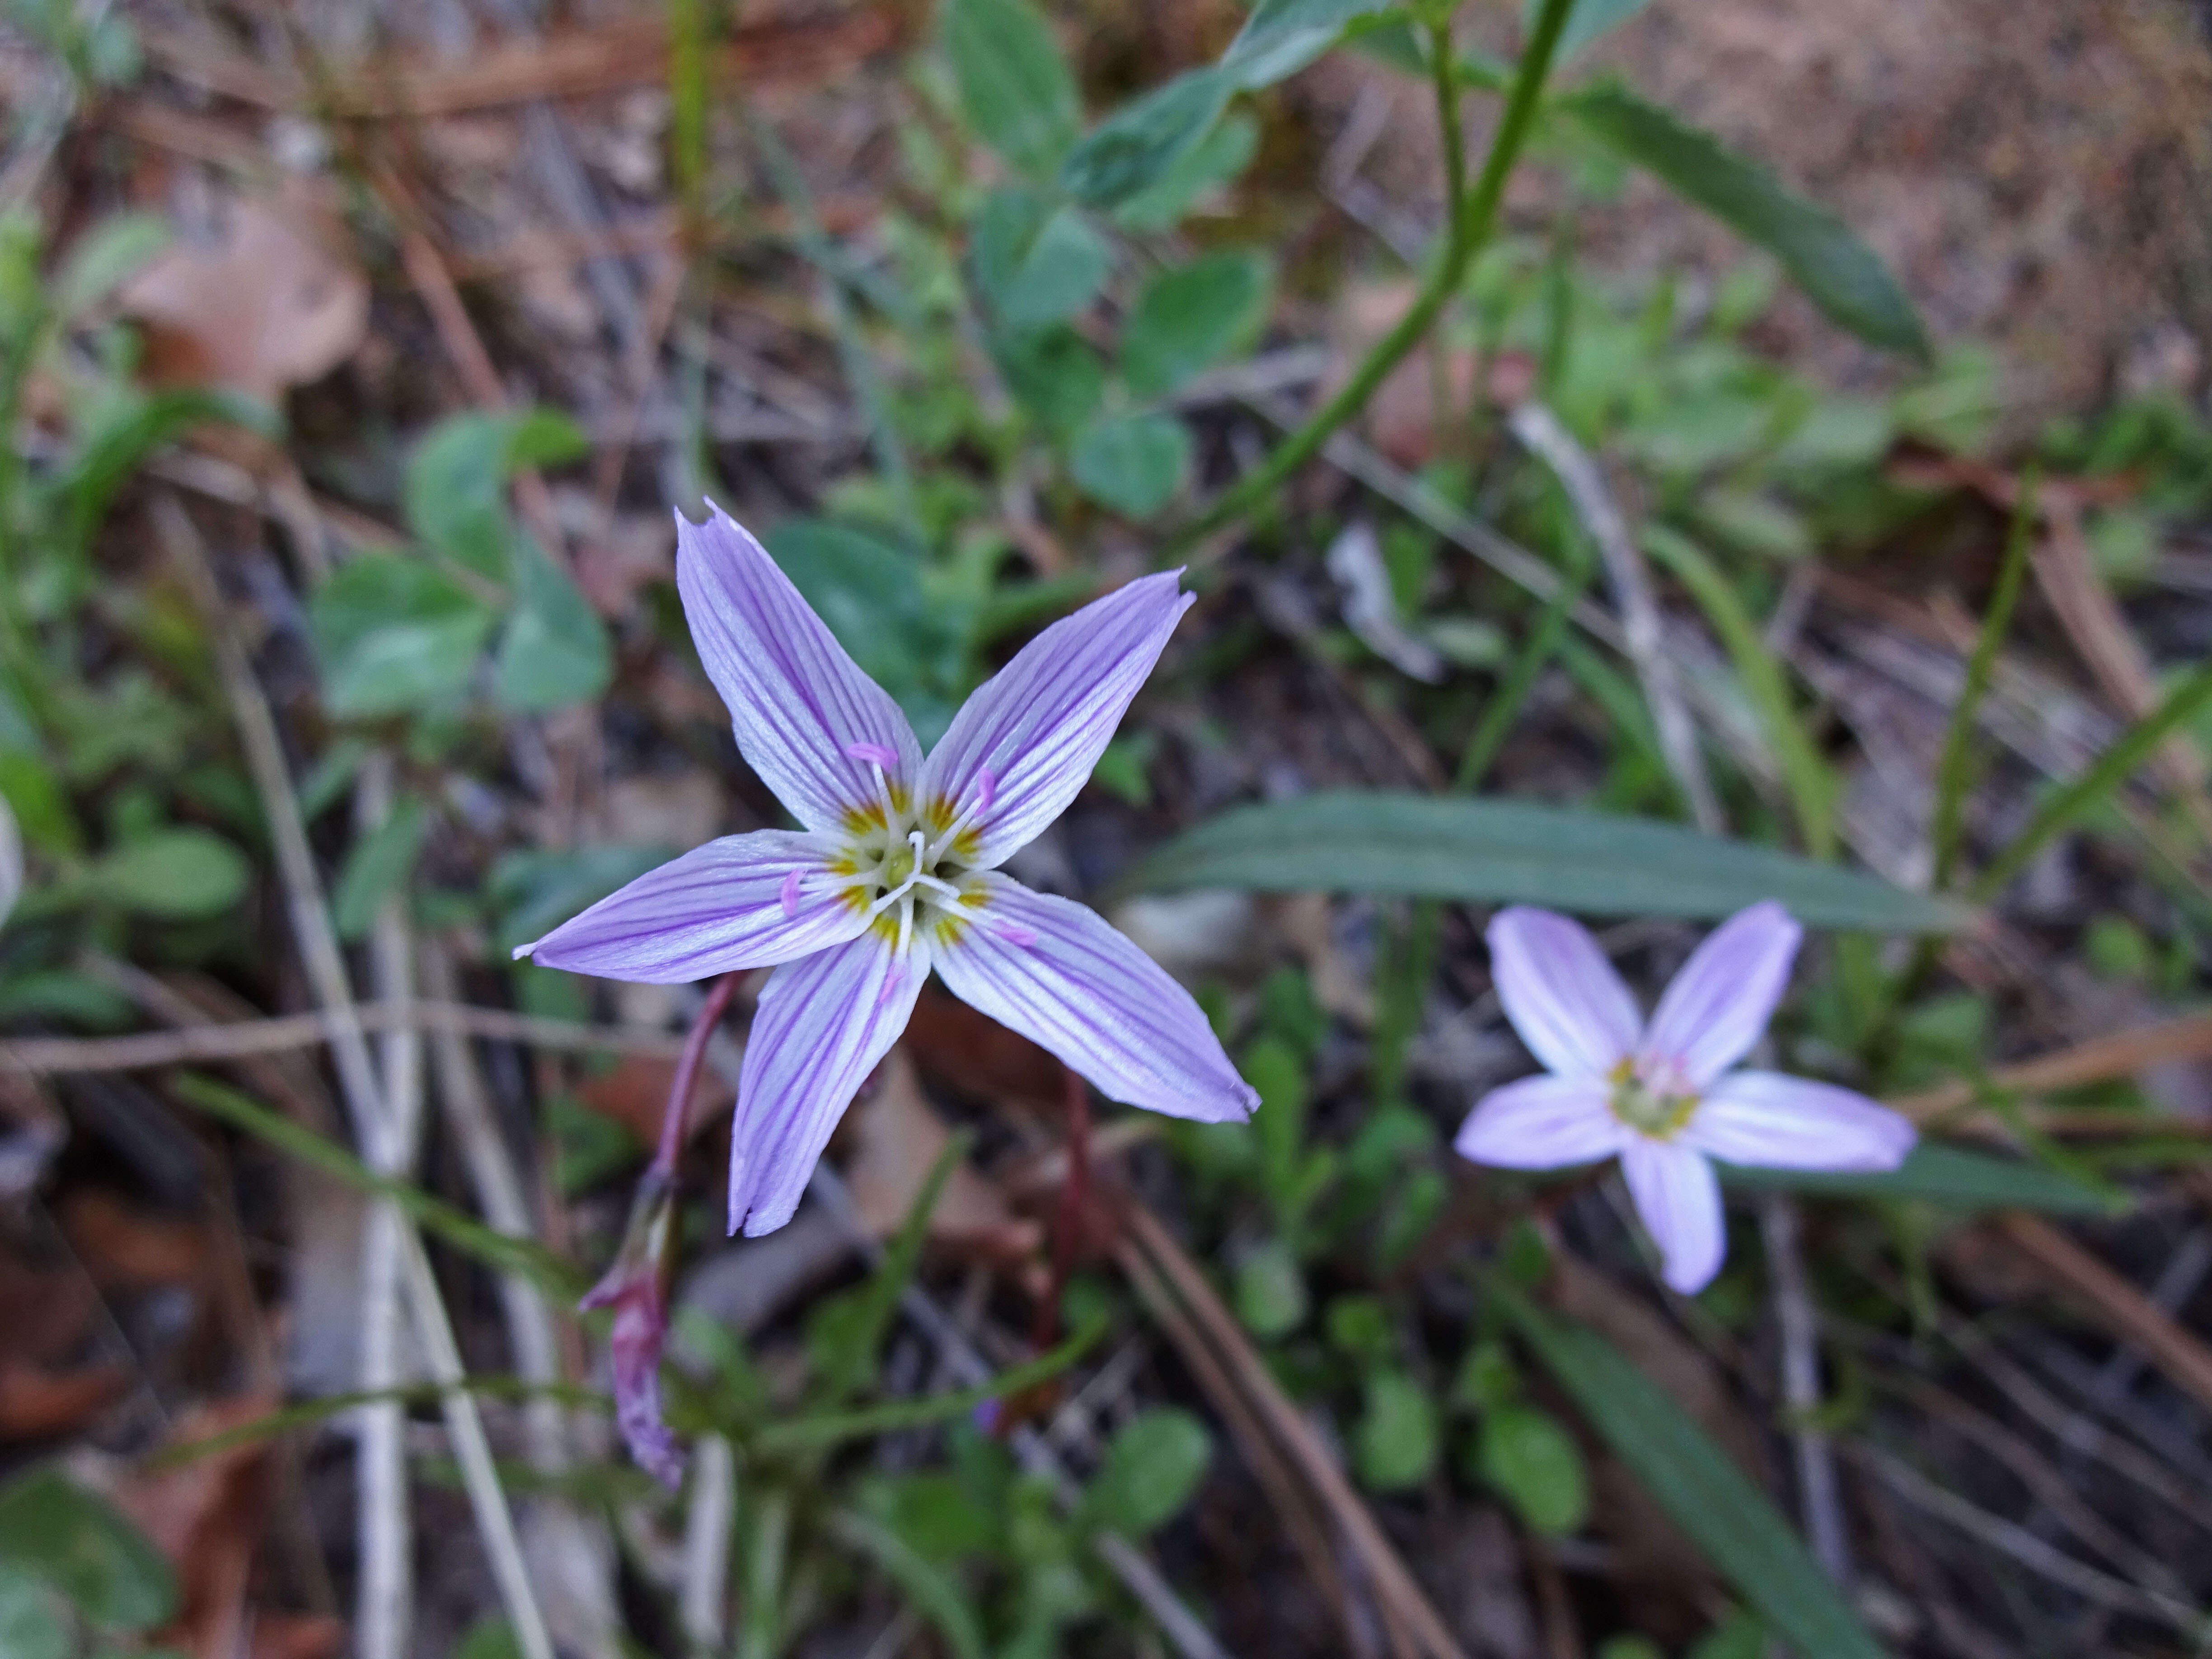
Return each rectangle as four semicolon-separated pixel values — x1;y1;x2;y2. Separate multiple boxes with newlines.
517;503;1257;1239
1455;902;1914;1294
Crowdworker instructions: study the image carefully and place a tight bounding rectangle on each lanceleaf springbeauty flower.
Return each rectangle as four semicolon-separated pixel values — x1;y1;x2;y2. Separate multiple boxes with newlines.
1455;902;1914;1294
519;504;1259;1242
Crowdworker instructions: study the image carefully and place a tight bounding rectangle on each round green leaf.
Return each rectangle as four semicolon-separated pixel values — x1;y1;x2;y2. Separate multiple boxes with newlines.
1088;1409;1212;1536
1120;251;1272;399
1355;1372;1439;1493
95;829;249;920
1475;1403;1589;1534
1070;414;1190;519
941;0;1078;178
0;1467;176;1633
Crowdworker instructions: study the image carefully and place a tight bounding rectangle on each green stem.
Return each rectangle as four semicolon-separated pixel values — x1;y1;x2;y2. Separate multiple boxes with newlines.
1454;533;1596;793
1971;661;2212;904
1165;0;1579;556
1931;470;2037;891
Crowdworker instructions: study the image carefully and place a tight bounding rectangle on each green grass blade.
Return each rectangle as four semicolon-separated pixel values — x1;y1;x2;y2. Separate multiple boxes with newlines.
1495;1284;1888;1659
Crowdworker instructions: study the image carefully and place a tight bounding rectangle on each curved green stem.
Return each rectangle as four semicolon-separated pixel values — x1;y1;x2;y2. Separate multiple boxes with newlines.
1165;0;1578;556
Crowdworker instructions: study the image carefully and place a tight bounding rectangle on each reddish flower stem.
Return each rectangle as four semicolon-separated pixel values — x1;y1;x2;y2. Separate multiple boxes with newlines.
1033;1063;1092;1354
652;971;742;1177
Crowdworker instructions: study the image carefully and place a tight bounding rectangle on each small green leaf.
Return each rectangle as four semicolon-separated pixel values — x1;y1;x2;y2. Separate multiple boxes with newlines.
970;192;1109;334
993;326;1105;440
1560;83;1928;358
1523;0;1650;61
493;539;611;712
1061;69;1233;209
1497;1288;1886;1659
0;1565;69;1659
765;519;961;738
1120;251;1272;399
310;553;494;718
1221;0;1397;88
405;409;585;579
1117;792;1968;933
941;0;1078;178
1717;1142;2124;1215
453;1616;525;1659
1111;112;1259;233
333;795;430;941
1070;413;1190;518
1087;1409;1212;1536
94;829;248;919
56;212;169;317
1475;1403;1589;1533
1233;1236;1308;1337
0;1467;176;1633
1355;1372;1439;1492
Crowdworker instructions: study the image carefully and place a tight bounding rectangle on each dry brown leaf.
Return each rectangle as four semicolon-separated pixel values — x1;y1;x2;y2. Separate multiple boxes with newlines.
122;187;368;406
576;1052;727;1149
61;1188;210;1289
0;1362;128;1439
904;984;1064;1115
115;1396;277;1659
842;1049;1043;1263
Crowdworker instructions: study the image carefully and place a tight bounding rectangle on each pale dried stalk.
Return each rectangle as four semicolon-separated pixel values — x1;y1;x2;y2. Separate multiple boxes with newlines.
1887;1008;2212;1123
1123;1205;1472;1659
1759;1195;1852;1584
161;496;553;1659
681;1434;736;1654
0;1000;690;1075
423;942;622;1659
1509;401;1722;833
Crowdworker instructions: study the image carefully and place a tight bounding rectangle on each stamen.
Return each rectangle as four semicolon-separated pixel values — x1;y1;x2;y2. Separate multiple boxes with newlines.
895;894;914;958
876;962;907;1011
778;869;801;919
923;769;999;863
844;741;897;767
994;921;1038;948
910;873;961;901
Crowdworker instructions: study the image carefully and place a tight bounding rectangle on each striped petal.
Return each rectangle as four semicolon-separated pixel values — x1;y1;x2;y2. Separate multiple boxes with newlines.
1686;1070;1915;1172
1644;901;1800;1088
920;573;1192;868
1454;1073;1622;1169
726;930;928;1237
678;503;923;834
514;830;868;983
1619;1139;1725;1294
1486;907;1642;1080
931;872;1256;1123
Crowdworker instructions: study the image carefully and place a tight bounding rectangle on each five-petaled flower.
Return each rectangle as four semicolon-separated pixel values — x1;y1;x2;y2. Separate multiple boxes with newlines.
518;504;1258;1239
1454;901;1914;1293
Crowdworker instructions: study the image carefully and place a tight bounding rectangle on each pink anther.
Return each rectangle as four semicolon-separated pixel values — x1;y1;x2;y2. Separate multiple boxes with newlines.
995;921;1037;948
844;741;897;767
778;869;801;919
876;964;907;1011
974;768;997;811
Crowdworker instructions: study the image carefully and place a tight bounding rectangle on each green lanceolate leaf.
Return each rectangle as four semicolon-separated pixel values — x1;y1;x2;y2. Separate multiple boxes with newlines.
1061;69;1234;208
941;0;1079;178
1070;413;1190;518
1117;792;1968;933
1559;83;1928;359
1495;1287;1886;1659
1120;250;1272;399
1717;1142;2125;1215
765;519;961;736
493;538;612;712
309;553;495;718
0;1467;175;1633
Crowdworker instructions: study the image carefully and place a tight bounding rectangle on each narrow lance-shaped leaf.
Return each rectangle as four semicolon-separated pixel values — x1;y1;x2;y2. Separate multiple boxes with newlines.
1559;82;1929;359
1717;1141;2126;1215
1495;1284;1887;1659
1116;792;1969;933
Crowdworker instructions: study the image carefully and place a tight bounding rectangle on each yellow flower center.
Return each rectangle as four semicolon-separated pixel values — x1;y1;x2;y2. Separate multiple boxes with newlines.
1607;1059;1697;1139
